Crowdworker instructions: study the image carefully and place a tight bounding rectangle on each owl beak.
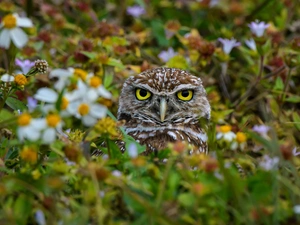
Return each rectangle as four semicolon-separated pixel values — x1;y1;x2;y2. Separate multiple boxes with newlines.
160;98;167;122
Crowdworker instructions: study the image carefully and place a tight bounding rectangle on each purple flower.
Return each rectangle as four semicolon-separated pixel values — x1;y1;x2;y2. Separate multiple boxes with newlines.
15;59;34;74
128;143;138;158
245;38;257;51
248;21;269;37
218;38;240;54
112;170;122;177
292;147;300;156
35;210;46;225
27;96;38;112
259;155;279;171
252;125;270;138
126;5;145;18
158;47;178;62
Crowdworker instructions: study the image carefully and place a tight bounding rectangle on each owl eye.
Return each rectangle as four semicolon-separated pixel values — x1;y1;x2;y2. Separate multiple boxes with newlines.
135;88;152;100
177;90;193;101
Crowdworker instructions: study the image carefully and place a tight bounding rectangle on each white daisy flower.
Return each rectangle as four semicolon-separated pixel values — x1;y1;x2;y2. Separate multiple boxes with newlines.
68;99;107;127
216;125;236;142
86;76;112;101
0;13;33;49
230;132;247;150
17;113;43;141
38;113;63;144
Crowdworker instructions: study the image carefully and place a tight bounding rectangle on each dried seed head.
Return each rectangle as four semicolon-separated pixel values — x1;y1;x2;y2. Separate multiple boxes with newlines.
34;59;48;73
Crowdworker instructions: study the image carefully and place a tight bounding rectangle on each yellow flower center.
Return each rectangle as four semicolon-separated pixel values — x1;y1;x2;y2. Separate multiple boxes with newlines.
78;103;90;116
61;97;69;110
46;114;61;127
14;74;27;86
18;113;31;126
220;125;231;133
236;132;247;143
20;146;38;164
73;68;88;80
89;76;102;88
2;14;17;29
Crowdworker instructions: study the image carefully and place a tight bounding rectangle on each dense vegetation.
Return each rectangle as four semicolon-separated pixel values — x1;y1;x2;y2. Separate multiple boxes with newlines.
1;0;300;224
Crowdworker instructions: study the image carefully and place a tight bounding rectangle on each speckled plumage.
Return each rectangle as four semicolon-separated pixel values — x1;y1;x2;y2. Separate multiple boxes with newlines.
118;67;211;154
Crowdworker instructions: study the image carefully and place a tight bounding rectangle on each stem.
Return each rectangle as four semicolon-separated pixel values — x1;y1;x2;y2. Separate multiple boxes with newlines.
232;55;264;107
219;62;231;100
90;169;103;225
280;67;292;103
106;138;111;158
155;156;174;209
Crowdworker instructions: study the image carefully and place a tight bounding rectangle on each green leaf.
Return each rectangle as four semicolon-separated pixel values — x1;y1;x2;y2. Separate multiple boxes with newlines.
103;73;114;88
106;58;125;69
292;112;300;131
274;77;284;91
81;51;97;59
285;96;300;103
0;109;14;121
6;97;27;111
150;19;168;47
178;193;196;207
166;55;189;70
14;194;32;225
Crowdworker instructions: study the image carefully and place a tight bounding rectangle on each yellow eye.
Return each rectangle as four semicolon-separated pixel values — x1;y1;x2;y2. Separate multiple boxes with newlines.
135;88;152;100
177;90;193;101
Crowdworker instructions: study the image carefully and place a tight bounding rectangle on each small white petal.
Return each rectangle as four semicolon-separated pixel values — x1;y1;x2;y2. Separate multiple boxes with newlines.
42;104;55;113
42;128;56;144
1;74;15;82
16;17;33;28
230;142;238;150
82;115;97;126
90;104;107;118
0;29;11;49
17;127;26;141
68;101;80;115
31;118;47;130
10;28;28;48
223;132;236;142
34;88;58;103
26;128;41;141
86;89;98;102
216;133;222;140
54;79;67;92
98;86;112;99
294;205;300;214
49;69;72;78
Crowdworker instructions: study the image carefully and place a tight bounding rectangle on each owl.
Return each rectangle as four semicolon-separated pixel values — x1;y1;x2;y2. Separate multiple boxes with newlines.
117;67;211;155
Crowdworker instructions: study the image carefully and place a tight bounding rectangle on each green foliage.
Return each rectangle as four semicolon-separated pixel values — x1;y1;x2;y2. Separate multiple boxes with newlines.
0;0;300;224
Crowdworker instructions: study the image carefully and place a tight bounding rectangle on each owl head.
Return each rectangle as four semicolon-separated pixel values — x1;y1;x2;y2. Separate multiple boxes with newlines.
118;67;210;126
